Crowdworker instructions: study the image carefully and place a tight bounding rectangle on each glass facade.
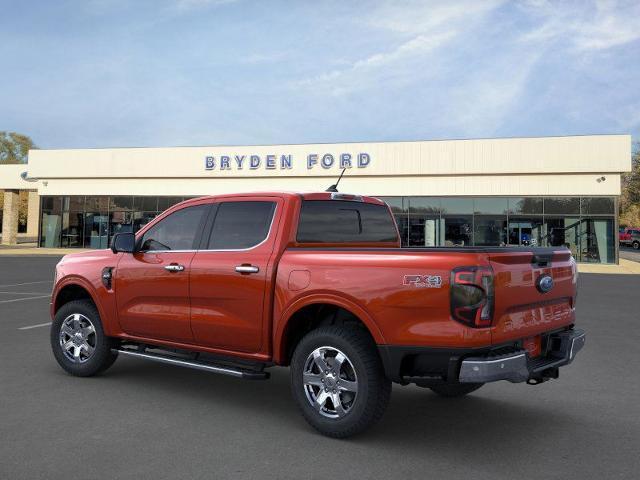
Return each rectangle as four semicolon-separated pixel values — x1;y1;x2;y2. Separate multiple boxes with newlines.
379;196;616;264
39;196;193;249
39;195;617;264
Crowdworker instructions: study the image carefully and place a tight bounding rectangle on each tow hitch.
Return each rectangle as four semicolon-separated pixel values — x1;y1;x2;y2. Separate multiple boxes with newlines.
526;367;559;385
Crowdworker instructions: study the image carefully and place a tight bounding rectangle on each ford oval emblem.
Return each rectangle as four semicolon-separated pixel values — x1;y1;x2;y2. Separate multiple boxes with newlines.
537;274;554;293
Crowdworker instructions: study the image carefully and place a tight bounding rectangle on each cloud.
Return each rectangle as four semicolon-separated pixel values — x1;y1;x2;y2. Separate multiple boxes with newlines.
297;31;455;95
296;0;506;96
519;0;640;51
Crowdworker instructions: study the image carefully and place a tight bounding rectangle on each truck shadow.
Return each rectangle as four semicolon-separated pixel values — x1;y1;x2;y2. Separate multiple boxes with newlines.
99;357;578;456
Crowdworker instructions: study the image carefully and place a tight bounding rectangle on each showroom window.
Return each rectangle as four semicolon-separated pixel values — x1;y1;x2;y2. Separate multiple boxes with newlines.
40;195;618;263
376;195;616;263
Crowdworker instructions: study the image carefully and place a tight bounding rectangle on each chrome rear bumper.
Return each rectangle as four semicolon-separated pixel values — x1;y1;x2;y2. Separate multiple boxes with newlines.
459;329;586;384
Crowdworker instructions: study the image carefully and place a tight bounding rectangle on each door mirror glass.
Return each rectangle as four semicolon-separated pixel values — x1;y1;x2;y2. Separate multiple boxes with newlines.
111;232;136;254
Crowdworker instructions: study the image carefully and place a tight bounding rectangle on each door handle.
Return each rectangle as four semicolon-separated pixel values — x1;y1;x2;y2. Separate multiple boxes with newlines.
164;264;185;272
235;265;260;274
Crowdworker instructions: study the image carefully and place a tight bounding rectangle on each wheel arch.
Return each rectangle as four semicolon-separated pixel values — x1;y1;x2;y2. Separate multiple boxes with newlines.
274;294;385;366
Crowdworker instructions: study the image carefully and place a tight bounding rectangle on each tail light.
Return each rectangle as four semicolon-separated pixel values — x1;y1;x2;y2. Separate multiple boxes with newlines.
450;266;494;328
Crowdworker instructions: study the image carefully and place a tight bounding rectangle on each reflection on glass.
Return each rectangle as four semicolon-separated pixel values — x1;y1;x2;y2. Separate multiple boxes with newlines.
508;197;543;215
133;212;158;232
441;198;473;215
544;197;580;215
542;217;580;259
444;216;472;246
84;213;109;249
109;211;134;246
134;196;159;212
61;211;84;247
508;218;543;246
580;218;614;263
474;198;508;215
109;196;134;211
378;197;405;215
157;197;185;212
474;217;507;246
40;197;63;247
408;216;443;247
581;197;614;215
394;215;409;246
409;197;441;214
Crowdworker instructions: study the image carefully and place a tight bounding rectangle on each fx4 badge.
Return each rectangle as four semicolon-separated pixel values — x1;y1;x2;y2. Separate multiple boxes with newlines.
403;274;443;288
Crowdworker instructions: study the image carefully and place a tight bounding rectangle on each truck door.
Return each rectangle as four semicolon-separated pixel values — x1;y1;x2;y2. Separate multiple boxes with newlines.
115;203;210;342
189;197;281;353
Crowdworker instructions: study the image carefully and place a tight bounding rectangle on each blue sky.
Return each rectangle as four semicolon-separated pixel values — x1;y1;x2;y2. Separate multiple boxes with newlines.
1;0;639;149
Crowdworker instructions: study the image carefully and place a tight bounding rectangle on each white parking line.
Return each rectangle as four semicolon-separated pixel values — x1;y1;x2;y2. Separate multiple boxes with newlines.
18;322;52;330
0;291;51;295
0;295;51;304
0;281;52;288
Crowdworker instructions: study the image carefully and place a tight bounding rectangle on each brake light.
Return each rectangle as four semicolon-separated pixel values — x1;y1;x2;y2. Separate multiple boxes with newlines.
450;266;495;328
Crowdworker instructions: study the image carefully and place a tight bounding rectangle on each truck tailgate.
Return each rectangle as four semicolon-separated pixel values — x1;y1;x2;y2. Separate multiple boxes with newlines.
489;248;577;345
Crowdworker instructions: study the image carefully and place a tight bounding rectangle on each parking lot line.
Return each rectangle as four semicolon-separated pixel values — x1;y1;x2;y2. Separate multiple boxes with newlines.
18;322;52;330
0;291;51;295
0;281;52;288
0;295;50;304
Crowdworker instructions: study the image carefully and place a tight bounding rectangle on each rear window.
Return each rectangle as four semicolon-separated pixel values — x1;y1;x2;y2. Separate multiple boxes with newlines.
297;200;398;243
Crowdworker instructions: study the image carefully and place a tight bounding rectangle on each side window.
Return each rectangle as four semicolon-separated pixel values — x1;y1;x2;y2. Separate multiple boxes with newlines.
139;205;208;251
207;201;276;250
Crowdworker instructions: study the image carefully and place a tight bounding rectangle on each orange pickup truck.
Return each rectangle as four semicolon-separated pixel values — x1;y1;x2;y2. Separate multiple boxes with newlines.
50;191;585;437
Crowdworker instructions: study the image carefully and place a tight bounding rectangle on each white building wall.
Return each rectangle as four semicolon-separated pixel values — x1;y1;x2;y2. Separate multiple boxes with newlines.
0;134;632;197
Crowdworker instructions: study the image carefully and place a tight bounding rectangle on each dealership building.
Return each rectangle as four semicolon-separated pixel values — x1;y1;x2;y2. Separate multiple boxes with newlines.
0;134;631;264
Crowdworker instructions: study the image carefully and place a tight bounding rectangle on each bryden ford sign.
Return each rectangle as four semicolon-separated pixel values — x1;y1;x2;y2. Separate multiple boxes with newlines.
205;152;371;171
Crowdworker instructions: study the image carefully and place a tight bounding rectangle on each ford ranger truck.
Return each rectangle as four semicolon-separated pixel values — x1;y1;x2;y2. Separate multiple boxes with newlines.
50;192;585;438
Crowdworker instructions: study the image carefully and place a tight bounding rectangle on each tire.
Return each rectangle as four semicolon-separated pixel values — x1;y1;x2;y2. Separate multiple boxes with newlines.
633;241;640;250
290;325;391;438
50;299;118;377
429;383;484;398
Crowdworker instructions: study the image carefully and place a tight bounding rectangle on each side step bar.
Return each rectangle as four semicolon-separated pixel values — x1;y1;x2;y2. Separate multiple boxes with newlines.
112;348;270;380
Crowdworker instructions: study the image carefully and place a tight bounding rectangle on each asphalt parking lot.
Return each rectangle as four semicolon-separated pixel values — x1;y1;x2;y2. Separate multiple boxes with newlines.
1;256;639;480
620;245;640;263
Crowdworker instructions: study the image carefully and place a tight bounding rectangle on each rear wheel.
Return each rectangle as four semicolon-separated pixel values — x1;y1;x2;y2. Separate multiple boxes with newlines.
633;241;640;250
290;326;391;438
429;382;484;397
51;300;118;377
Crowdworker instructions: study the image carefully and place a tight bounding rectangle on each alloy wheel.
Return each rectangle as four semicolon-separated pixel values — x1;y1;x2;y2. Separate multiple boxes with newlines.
59;313;97;364
302;346;358;419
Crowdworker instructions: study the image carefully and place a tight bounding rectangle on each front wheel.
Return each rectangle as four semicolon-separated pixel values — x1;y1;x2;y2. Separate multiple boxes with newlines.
50;299;118;377
429;383;484;397
290;326;391;438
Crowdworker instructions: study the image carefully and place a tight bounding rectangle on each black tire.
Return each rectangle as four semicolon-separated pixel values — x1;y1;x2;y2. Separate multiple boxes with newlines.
429;382;484;397
50;299;118;377
633;241;640;250
290;325;391;438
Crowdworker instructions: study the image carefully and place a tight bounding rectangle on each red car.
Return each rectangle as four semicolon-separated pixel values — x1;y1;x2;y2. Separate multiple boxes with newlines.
620;227;640;249
50;192;584;437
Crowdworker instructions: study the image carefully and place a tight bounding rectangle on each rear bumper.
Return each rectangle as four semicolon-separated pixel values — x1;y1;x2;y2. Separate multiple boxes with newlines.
459;329;585;383
377;328;585;385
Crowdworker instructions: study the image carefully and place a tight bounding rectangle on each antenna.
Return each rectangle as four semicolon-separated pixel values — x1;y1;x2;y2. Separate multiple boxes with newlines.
325;168;347;192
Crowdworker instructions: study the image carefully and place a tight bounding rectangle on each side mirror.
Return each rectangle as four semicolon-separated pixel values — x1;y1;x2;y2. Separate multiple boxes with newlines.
111;232;136;254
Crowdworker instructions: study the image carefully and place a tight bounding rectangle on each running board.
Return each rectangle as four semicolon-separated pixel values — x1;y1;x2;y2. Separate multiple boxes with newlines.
112;348;269;380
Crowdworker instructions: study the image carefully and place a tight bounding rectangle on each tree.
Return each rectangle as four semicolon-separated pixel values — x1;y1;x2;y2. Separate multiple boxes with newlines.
619;142;640;227
0;131;36;164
